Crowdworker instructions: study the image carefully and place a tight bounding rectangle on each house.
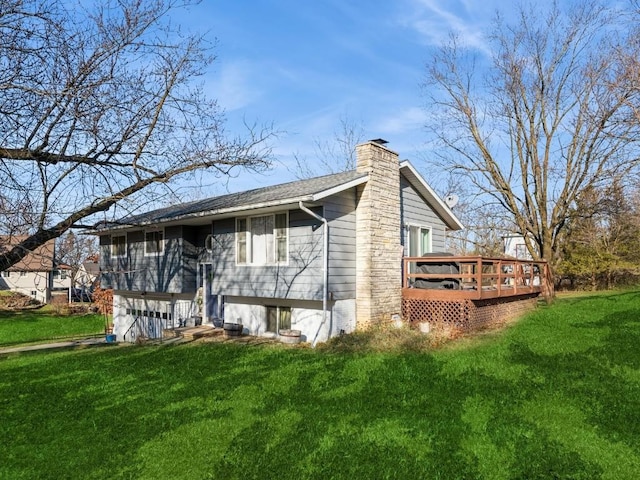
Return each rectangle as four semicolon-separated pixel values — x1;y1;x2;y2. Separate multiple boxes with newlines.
96;140;463;343
0;236;65;303
503;234;533;260
73;257;100;299
51;264;73;299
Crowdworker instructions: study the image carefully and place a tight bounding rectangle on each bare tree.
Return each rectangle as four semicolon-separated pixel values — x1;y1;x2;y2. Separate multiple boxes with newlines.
423;0;640;269
293;114;365;178
0;0;273;270
56;232;98;290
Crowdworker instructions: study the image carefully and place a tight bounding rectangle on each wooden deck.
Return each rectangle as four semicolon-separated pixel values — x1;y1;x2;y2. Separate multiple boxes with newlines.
403;255;549;301
402;256;550;330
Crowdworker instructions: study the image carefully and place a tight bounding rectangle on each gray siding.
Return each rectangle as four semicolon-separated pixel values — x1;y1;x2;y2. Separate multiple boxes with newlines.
99;175;447;300
400;175;448;252
324;189;357;300
210;210;325;301
100;225;210;294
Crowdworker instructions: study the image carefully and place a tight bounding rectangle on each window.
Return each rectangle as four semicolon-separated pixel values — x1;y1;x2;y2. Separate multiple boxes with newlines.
266;306;291;333
53;270;67;280
145;230;164;255
407;225;432;256
236;212;288;265
20;271;27;277
1;271;9;278
275;213;287;262
111;235;127;258
236;218;247;263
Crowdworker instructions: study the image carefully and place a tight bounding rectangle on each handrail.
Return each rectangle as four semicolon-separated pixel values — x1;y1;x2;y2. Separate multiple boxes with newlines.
123;315;165;343
123;316;142;342
403;255;549;301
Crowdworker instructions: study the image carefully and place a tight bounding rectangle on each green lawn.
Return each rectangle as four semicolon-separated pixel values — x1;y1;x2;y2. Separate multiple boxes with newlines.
0;309;107;346
1;291;639;479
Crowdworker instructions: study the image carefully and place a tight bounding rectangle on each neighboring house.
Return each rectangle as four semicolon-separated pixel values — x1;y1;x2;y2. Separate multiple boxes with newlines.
503;234;534;260
0;236;60;303
51;264;73;298
75;258;100;291
97;140;463;344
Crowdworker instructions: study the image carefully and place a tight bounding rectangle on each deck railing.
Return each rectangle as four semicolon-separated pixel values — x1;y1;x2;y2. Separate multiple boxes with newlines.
402;255;550;301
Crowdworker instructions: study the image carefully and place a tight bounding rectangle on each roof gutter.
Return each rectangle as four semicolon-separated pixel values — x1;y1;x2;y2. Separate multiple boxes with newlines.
298;201;329;348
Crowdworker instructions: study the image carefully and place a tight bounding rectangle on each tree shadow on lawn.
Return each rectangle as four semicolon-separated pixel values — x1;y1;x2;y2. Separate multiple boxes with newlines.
2;311;639;479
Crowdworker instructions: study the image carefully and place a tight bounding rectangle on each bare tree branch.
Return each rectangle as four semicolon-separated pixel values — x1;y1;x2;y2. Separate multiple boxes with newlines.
423;0;640;268
0;0;274;270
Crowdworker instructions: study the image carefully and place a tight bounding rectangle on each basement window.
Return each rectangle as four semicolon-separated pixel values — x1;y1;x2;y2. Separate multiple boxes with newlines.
266;306;292;333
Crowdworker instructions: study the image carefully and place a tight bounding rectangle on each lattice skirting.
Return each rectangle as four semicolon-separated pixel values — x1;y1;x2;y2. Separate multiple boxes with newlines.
402;294;539;331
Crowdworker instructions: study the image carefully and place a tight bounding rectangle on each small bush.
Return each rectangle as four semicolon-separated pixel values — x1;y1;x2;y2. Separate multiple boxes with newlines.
92;287;113;314
50;295;71;315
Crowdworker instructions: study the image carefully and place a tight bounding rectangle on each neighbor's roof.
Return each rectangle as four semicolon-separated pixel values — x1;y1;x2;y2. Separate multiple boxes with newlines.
81;260;100;275
0;236;55;272
98;170;368;231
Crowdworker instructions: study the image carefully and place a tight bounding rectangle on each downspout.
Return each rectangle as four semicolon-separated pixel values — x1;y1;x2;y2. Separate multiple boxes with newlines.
298;201;329;347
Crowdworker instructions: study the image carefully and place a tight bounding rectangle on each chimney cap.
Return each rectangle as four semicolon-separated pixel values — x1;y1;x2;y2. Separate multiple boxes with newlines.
369;138;388;145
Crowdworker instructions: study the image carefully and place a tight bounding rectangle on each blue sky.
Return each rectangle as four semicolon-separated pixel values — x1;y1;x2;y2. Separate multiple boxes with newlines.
180;0;505;193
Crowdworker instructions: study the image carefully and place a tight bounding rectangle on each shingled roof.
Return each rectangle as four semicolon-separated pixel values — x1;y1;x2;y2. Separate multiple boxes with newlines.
101;170;368;230
0;236;55;272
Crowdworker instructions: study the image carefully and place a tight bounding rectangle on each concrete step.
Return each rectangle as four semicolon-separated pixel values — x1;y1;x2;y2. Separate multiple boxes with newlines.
163;325;220;341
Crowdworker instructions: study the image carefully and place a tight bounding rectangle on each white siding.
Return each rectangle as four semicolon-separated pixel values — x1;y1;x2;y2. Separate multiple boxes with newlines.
223;296;355;345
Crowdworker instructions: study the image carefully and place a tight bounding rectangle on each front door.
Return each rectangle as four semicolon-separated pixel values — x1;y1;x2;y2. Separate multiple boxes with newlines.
199;263;220;325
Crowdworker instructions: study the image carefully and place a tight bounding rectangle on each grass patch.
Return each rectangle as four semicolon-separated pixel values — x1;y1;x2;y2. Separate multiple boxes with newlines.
0;310;106;346
1;290;639;479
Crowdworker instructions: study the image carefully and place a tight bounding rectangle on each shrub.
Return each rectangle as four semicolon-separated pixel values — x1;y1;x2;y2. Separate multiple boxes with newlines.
92;287;113;315
50;294;71;315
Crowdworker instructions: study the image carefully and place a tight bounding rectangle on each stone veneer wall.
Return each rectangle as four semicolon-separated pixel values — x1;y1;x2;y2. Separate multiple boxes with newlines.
355;141;402;328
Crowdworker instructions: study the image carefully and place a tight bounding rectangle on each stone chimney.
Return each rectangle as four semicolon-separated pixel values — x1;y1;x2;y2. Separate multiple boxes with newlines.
355;139;402;328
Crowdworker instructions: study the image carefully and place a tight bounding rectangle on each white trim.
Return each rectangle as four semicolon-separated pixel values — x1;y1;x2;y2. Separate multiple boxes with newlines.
405;223;433;256
235;211;289;266
311;175;368;201
399;160;464;231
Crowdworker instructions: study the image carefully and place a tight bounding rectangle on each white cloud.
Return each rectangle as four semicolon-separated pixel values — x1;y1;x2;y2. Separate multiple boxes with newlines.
400;0;494;55
206;59;262;112
377;107;428;135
